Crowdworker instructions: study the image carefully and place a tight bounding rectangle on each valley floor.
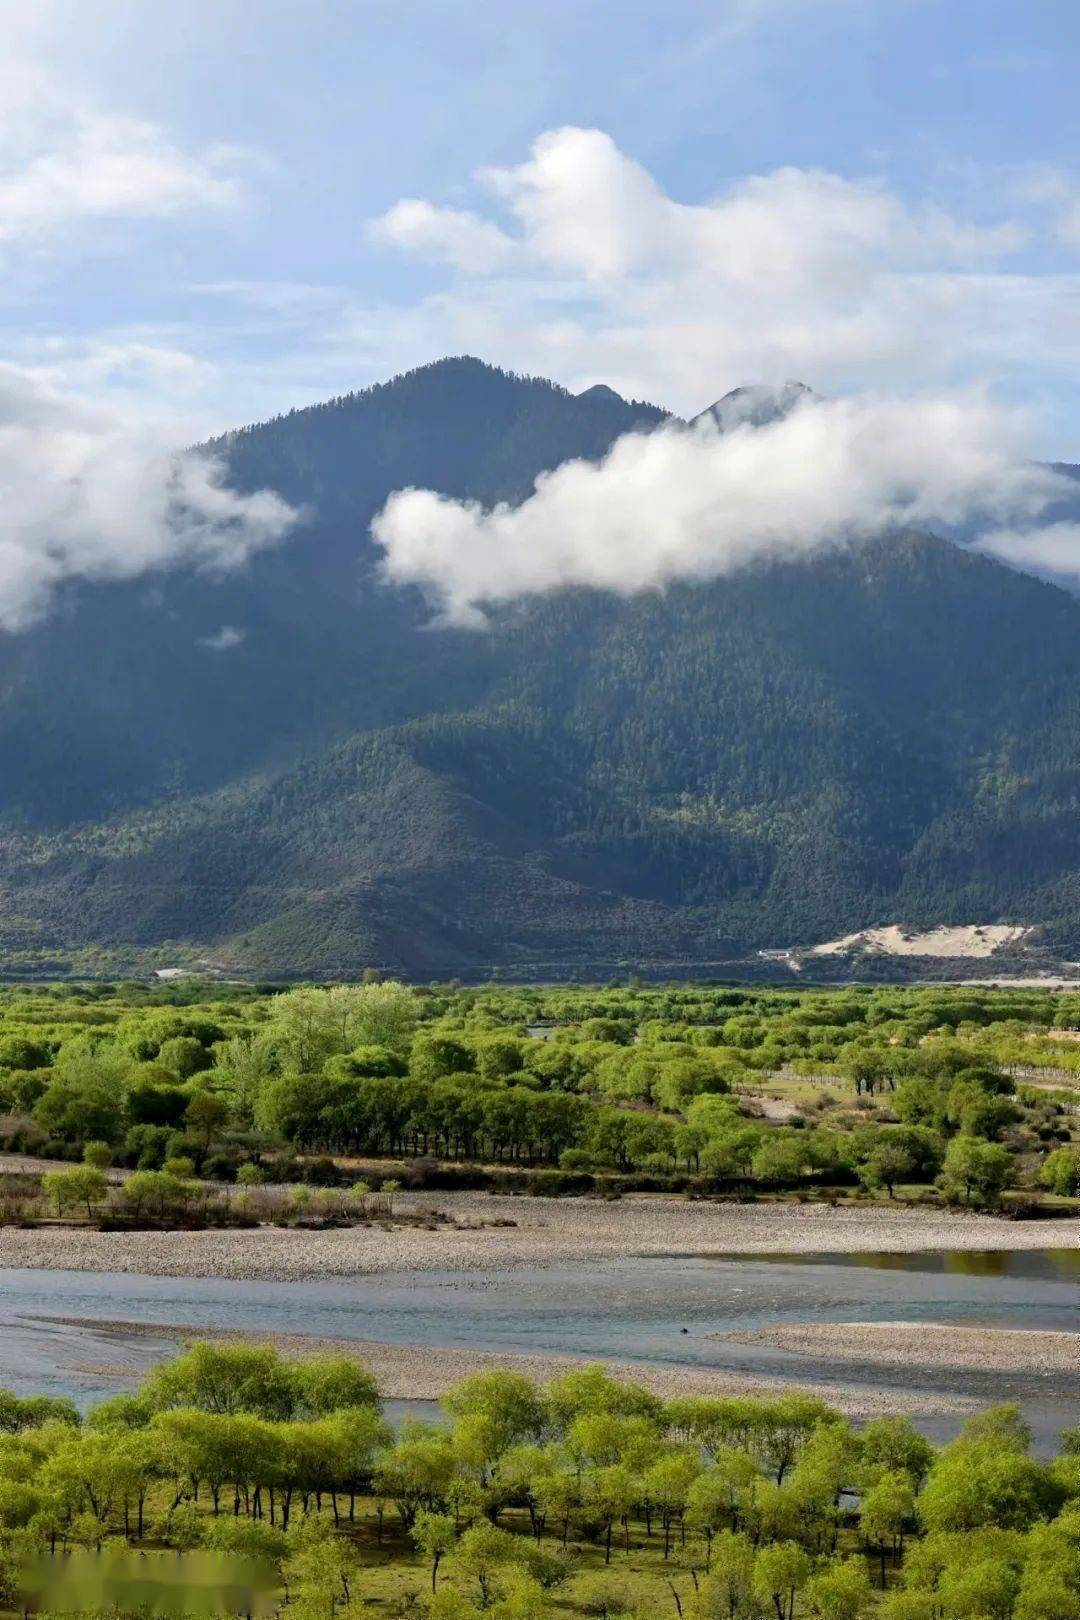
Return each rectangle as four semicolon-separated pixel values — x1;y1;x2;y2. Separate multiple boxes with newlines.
0;1192;1077;1281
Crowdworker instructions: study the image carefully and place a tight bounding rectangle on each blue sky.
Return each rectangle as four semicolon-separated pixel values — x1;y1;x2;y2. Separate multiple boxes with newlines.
4;0;1080;627
4;0;1080;436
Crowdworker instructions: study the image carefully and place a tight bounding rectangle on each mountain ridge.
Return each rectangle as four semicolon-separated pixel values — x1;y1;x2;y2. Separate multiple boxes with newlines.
1;356;1080;977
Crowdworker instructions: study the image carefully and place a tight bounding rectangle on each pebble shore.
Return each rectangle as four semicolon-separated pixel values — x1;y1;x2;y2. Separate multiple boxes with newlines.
0;1193;1076;1282
726;1320;1080;1375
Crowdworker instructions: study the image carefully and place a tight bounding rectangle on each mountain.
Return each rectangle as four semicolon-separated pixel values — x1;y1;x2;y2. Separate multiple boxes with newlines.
693;381;818;432
2;355;1080;979
0;359;667;830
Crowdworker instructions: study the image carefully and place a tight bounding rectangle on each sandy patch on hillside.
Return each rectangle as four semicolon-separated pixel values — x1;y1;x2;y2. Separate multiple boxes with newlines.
811;924;1029;958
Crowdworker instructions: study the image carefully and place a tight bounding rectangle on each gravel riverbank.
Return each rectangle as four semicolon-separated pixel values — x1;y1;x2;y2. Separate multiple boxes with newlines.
39;1316;975;1418
0;1194;1077;1281
725;1321;1080;1375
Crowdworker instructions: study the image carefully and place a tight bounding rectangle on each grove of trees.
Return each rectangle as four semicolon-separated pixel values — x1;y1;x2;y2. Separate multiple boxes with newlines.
0;978;1077;1212
0;1344;1076;1620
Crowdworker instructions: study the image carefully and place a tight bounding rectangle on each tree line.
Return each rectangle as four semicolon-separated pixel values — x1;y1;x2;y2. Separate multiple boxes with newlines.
0;979;1076;1208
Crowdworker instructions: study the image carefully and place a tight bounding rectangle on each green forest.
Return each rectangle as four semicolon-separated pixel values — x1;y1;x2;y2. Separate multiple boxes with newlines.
0;1340;1076;1620
0;977;1079;1222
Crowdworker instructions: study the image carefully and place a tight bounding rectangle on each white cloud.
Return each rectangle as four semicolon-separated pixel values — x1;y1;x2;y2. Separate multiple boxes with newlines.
22;338;215;401
475;127;1021;282
372;389;1074;626
197;624;246;651
0;62;245;250
371;199;513;273
0;113;241;243
978;520;1080;579
369;127;1059;413
0;363;295;630
0;62;296;630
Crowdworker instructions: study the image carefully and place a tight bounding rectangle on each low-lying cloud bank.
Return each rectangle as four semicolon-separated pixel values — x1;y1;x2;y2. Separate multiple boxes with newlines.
0;364;296;630
371;390;1080;626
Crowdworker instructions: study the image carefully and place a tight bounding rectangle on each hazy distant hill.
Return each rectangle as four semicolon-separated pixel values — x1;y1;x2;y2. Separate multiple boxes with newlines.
3;357;1080;977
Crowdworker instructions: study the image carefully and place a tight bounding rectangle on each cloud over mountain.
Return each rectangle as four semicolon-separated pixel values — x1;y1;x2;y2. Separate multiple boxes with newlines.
0;364;295;629
372;387;1079;625
0;62;291;628
371;126;1055;414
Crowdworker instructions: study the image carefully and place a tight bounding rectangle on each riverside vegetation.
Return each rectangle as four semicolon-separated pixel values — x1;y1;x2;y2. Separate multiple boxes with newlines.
0;1341;1078;1620
0;978;1078;1219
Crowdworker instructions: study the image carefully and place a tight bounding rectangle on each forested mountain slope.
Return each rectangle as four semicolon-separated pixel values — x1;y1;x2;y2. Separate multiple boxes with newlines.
2;357;1080;976
0;360;666;829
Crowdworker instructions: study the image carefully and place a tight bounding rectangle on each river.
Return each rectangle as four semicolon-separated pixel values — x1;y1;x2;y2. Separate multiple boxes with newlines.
1;1249;1076;1449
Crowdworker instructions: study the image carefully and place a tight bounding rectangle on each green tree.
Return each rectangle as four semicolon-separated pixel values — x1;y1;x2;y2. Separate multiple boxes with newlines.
753;1395;837;1485
158;1036;213;1079
292;1356;381;1417
940;1137;1011;1206
936;1553;1021;1620
34;1076;124;1145
0;1035;50;1071
120;1168;171;1219
414;1508;457;1590
142;1341;297;1420
201;1513;287;1567
856;1140;916;1198
859;1416;934;1490
645;1451;703;1558
919;1435;1052;1533
41;1165;109;1220
804;1556;872;1620
754;1540;811;1620
860;1469;915;1584
443;1371;547;1458
1039;1147;1080;1198
185;1088;230;1149
211;1032;279;1127
585;1463;638;1562
451;1521;526;1607
693;1530;756;1620
751;1134;813;1185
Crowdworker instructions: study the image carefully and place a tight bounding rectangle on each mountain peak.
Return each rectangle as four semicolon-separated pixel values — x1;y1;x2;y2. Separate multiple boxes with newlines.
577;383;625;404
693;380;819;432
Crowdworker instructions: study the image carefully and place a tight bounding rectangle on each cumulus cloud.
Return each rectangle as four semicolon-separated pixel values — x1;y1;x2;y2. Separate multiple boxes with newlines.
0;364;295;630
474;127;1020;281
369;127;1076;414
372;390;1079;626
368;126;1080;615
